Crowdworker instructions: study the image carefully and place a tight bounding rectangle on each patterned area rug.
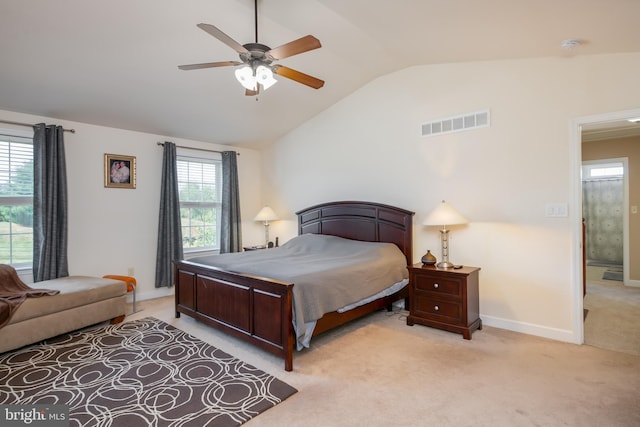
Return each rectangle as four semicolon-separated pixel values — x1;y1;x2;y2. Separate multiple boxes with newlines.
0;317;297;426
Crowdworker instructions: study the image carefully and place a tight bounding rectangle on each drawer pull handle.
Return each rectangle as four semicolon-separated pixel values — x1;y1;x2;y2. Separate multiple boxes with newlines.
434;305;439;311
433;283;439;289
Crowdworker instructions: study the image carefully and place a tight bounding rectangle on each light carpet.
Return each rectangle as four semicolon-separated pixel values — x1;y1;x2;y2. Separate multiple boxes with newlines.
118;296;640;427
0;317;297;426
584;267;640;356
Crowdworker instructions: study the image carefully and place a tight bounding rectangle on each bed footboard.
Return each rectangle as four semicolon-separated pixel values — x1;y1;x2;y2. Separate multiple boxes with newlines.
174;260;295;371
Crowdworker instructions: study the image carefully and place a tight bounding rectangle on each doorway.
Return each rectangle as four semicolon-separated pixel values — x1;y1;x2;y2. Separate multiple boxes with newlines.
580;158;640;353
571;108;640;346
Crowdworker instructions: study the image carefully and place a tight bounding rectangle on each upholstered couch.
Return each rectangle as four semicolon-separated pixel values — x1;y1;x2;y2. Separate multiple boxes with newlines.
0;276;127;353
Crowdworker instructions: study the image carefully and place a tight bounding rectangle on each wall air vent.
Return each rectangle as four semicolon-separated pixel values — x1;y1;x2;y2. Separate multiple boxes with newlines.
421;110;490;137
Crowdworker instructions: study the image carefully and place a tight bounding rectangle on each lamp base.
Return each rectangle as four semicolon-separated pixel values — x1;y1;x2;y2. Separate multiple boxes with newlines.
436;261;455;269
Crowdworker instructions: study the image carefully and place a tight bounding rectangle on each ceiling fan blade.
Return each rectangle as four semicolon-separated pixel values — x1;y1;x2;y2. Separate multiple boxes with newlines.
245;86;259;96
267;35;321;60
178;61;242;70
272;65;324;89
197;23;249;54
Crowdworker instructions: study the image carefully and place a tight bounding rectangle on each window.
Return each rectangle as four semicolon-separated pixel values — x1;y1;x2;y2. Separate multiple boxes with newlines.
582;162;624;181
177;152;222;252
0;131;34;267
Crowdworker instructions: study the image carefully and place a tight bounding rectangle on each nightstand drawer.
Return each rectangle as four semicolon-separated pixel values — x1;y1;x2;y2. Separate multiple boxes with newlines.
413;274;461;297
413;295;461;322
407;264;481;339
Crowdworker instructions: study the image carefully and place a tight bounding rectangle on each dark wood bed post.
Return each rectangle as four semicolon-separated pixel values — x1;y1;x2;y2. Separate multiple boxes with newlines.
174;201;414;371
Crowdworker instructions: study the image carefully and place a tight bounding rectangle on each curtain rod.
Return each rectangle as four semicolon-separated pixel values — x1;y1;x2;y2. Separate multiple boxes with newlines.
156;142;239;155
0;119;76;133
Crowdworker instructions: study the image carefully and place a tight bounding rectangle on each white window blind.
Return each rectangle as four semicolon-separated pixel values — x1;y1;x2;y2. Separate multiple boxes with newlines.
0;132;34;266
177;154;222;251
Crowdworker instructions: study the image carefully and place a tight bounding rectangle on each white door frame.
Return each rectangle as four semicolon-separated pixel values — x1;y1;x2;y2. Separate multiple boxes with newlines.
570;108;640;344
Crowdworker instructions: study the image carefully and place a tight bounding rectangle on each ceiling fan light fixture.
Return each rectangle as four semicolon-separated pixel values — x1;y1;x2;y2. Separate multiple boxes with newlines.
256;65;277;90
235;66;257;91
179;0;323;95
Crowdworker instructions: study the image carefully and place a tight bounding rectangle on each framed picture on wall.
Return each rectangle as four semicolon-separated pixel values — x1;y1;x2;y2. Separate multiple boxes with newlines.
104;153;136;189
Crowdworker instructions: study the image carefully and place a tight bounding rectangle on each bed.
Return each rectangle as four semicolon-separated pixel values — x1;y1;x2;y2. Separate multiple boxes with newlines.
173;201;414;371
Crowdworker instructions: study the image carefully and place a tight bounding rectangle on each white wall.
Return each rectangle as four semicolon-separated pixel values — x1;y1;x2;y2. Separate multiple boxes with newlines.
1;109;266;302
262;52;640;343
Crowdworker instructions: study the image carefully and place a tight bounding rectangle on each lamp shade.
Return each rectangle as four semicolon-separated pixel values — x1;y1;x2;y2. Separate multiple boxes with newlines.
423;200;468;227
256;65;277;90
254;206;279;222
235;66;257;91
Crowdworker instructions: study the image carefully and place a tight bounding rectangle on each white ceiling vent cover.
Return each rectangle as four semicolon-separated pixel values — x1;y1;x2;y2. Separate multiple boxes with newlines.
422;110;490;137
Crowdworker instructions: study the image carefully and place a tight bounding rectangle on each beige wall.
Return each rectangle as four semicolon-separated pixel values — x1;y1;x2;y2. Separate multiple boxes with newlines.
582;136;640;281
0;109;266;302
262;52;640;344
3;52;639;345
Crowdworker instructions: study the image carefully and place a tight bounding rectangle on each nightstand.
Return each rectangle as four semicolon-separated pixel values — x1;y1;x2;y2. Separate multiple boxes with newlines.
406;263;481;339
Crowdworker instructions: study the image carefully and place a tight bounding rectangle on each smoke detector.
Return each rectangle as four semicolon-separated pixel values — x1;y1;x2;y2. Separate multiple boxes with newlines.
561;39;581;49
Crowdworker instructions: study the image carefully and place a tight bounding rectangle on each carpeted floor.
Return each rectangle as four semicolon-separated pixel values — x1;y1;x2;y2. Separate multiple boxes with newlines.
584;266;640;356
4;292;638;427
124;296;640;427
0;317;297;426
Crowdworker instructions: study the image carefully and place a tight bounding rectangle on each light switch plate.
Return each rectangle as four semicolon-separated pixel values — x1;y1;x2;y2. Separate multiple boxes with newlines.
545;203;568;217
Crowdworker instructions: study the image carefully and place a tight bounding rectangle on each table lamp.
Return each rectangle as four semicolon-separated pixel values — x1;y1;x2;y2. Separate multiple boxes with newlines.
423;200;468;268
254;206;279;247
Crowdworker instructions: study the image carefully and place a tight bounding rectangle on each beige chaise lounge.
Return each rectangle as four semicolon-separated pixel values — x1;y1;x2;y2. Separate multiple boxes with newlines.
0;276;127;353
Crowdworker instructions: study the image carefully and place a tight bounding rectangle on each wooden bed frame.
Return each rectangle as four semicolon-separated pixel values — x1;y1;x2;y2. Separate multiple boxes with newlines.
174;201;414;371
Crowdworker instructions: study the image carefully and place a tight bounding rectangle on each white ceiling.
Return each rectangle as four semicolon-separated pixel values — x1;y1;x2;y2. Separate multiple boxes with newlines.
1;0;640;148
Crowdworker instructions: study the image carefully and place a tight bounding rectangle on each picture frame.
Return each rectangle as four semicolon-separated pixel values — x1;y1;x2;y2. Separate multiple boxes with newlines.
104;153;136;189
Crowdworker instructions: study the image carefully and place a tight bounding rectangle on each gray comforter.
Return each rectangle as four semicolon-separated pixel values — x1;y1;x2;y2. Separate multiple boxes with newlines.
188;234;408;348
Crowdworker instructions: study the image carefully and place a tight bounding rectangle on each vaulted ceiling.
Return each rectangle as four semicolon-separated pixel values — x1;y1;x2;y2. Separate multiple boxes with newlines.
1;0;639;148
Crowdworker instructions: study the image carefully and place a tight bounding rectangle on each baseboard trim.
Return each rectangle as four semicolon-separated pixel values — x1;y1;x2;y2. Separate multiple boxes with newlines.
481;315;578;344
137;286;175;302
624;278;640;288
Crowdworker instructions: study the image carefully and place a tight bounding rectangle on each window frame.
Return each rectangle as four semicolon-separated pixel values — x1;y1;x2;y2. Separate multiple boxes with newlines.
581;161;624;181
176;149;223;254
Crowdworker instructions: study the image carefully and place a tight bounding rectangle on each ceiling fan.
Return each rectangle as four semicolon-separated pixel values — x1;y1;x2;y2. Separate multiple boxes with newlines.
178;0;324;96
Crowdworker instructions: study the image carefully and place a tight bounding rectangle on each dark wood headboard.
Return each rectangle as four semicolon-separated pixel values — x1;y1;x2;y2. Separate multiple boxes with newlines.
296;201;415;265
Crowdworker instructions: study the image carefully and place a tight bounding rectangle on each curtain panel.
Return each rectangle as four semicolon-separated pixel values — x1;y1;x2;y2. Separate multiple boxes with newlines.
582;178;623;264
32;123;69;281
155;141;183;287
220;151;242;253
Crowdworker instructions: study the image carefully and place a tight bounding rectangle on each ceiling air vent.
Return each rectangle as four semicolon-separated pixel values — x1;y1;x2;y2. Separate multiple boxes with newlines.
422;110;490;137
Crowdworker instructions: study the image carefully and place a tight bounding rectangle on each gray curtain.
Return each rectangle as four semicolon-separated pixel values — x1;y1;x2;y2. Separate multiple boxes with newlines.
582;178;623;264
32;123;69;282
155;142;183;287
220;151;242;253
